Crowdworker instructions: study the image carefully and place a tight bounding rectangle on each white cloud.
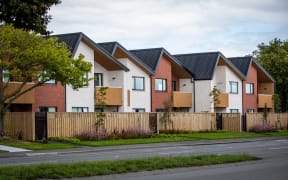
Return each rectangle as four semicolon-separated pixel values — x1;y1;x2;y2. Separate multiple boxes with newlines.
48;0;288;56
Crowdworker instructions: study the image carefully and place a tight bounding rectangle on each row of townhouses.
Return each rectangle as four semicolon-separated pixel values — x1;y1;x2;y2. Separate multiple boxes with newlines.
7;32;275;114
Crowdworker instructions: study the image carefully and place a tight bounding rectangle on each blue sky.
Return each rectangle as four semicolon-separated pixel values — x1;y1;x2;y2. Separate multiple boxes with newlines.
48;0;288;57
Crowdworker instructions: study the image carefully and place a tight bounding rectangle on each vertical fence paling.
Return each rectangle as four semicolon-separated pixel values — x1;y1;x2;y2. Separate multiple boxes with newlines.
246;113;288;131
4;112;35;141
157;112;216;132
47;112;150;138
222;113;241;132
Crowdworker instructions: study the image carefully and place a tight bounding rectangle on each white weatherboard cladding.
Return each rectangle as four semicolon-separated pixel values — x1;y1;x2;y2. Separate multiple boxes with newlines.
179;78;194;112
224;66;242;113
117;58;151;112
214;65;242;113
194;80;213;112
94;61;124;111
66;41;95;112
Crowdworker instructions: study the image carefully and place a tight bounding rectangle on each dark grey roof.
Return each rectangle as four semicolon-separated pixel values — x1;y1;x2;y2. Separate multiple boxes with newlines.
174;52;220;80
98;42;117;55
130;48;163;72
98;42;154;74
51;32;82;56
228;56;275;82
51;33;129;72
228;56;252;77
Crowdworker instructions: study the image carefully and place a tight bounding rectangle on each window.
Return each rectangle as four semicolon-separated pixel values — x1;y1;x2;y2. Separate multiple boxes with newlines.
72;107;89;112
245;83;254;94
155;78;167;92
230;109;239;113
39;107;57;112
132;108;145;112
247;109;254;113
156;109;165;112
94;73;103;86
95;108;104;112
172;80;177;91
44;79;56;84
132;76;145;91
3;70;10;82
229;81;238;94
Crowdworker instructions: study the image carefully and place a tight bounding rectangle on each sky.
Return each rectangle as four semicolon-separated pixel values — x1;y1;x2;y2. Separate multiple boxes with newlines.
48;0;288;57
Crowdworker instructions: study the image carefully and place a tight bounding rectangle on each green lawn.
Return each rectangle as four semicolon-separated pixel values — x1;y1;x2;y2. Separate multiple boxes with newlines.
50;130;288;147
0;154;260;180
0;139;79;150
0;150;8;153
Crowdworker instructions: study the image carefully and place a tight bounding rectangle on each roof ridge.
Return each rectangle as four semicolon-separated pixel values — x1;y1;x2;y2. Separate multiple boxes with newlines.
174;51;221;56
130;47;163;52
50;32;82;37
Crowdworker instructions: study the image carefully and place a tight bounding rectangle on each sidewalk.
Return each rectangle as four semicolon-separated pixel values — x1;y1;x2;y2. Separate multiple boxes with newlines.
0;145;31;152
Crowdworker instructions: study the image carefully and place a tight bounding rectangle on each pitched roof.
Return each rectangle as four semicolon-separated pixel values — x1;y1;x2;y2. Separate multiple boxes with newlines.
174;52;220;80
51;32;129;72
130;48;193;78
174;52;245;80
228;56;275;83
98;42;153;75
228;56;252;77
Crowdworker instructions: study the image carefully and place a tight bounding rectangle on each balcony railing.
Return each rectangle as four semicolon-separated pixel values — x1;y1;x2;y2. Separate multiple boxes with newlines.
172;91;192;108
95;87;122;106
214;93;229;108
4;82;35;104
258;94;273;108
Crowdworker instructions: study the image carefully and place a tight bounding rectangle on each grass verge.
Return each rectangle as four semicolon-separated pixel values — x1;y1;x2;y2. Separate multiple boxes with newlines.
0;154;260;180
49;130;288;147
0;138;79;150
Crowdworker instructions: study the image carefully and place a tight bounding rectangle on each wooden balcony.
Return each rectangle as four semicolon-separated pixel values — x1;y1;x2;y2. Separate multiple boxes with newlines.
95;87;122;106
172;91;192;108
214;93;229;108
258;94;273;108
4;82;35;104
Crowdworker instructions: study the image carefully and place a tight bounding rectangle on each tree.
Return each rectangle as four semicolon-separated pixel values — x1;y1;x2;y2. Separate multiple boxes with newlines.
0;25;92;135
253;38;288;112
0;0;61;34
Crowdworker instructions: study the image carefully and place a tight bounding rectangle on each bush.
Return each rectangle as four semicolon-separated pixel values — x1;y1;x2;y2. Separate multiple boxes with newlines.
75;130;108;141
109;128;153;139
75;128;153;141
249;124;278;133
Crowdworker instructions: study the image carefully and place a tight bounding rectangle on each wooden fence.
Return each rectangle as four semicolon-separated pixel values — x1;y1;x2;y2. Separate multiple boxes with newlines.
4;112;35;141
222;113;241;132
157;112;216;132
47;112;150;137
246;113;288;131
5;112;287;140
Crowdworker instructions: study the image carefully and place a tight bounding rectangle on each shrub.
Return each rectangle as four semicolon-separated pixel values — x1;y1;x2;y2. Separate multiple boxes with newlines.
110;128;153;139
75;130;108;141
75;128;153;141
249;124;277;133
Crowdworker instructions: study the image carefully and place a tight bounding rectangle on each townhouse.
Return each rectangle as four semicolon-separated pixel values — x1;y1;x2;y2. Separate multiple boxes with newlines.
228;56;275;113
97;42;153;112
130;48;194;112
174;52;245;113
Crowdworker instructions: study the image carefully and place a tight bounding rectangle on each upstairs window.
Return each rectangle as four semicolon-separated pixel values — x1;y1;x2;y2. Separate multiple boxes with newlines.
229;81;238;94
72;107;88;112
155;78;167;92
132;76;144;91
245;83;254;94
94;73;103;86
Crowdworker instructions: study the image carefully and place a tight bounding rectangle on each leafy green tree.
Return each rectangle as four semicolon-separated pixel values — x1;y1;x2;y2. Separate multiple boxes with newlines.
0;25;92;136
0;0;61;34
254;38;288;112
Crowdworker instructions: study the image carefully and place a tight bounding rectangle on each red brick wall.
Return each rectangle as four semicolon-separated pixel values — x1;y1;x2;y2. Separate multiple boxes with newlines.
33;82;65;112
242;63;258;113
151;56;172;111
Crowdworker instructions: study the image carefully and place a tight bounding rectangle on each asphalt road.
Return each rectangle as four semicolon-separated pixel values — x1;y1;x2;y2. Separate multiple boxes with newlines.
0;137;288;179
